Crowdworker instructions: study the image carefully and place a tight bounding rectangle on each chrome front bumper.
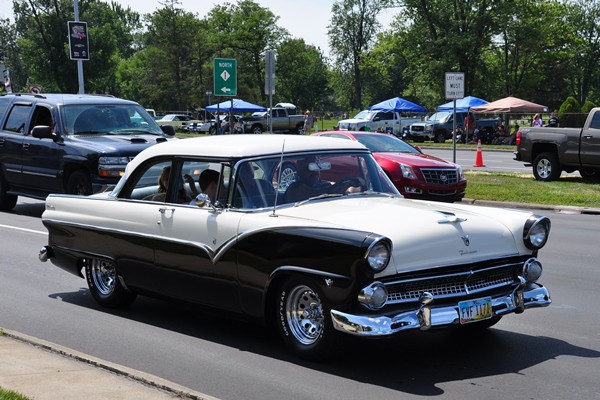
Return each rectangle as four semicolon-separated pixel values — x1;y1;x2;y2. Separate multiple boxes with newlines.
330;283;551;337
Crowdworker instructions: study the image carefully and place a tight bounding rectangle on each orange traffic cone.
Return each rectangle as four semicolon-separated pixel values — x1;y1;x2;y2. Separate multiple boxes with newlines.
473;139;486;167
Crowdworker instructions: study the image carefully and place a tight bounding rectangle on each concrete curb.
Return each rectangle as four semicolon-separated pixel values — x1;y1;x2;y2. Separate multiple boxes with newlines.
0;328;218;400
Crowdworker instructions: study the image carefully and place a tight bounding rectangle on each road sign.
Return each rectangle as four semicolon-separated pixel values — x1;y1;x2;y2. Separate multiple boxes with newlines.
214;58;237;97
445;72;464;99
68;21;89;61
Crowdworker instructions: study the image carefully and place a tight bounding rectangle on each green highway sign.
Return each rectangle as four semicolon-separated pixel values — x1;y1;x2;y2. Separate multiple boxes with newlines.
214;58;237;97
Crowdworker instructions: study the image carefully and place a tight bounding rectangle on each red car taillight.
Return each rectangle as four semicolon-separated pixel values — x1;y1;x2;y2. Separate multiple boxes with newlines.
516;131;521;146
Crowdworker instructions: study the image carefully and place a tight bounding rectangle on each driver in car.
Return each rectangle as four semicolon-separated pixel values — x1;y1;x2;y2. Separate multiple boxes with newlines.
283;157;364;203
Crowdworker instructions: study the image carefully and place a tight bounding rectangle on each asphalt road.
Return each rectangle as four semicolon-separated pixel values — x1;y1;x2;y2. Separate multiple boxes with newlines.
1;199;599;400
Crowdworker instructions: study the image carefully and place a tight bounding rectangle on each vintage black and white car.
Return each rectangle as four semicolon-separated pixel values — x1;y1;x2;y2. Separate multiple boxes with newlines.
39;135;551;359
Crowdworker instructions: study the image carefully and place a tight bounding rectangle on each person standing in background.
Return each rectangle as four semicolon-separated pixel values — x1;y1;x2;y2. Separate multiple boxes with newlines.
548;111;560;127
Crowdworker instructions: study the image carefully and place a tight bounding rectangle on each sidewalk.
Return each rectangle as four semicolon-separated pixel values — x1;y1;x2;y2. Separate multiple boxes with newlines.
0;329;217;400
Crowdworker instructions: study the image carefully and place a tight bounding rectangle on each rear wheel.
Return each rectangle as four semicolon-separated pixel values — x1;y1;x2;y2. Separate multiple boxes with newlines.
275;278;336;360
533;152;561;181
85;258;136;308
66;170;93;195
0;173;17;211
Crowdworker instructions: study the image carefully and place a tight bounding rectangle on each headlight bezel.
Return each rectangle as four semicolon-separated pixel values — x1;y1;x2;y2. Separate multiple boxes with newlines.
523;215;551;250
365;238;391;273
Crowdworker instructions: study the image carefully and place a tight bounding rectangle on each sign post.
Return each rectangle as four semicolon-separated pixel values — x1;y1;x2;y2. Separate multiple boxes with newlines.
264;50;275;132
445;72;465;162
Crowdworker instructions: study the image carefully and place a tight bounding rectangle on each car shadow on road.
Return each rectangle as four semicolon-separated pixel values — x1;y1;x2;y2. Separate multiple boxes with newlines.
48;287;600;396
9;201;45;218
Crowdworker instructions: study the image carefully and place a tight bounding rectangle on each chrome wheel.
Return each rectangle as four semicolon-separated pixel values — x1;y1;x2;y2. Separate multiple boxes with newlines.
90;259;116;296
285;285;325;345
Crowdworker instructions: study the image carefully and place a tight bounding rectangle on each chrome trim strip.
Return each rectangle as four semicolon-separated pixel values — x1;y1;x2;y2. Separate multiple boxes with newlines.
331;283;551;337
270;265;350;280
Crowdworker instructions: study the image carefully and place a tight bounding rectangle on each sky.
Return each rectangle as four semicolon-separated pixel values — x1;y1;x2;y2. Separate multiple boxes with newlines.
0;0;398;55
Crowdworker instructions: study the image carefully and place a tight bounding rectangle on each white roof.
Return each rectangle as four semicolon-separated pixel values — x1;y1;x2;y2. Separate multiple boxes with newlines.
128;134;367;170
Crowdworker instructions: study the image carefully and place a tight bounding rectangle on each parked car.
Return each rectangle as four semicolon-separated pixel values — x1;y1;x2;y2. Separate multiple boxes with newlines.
0;93;176;210
156;114;201;131
39;135;552;360
514;108;600;181
240;106;304;134
313;131;467;202
408;111;499;143
337;110;422;136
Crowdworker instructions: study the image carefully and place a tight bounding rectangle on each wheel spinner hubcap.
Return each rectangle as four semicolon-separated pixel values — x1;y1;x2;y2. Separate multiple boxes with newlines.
286;285;324;345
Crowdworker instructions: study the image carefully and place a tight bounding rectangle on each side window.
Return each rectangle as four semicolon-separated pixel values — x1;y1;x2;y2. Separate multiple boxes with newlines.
127;160;173;202
30;106;53;130
4;103;32;134
181;160;230;206
589;111;600;129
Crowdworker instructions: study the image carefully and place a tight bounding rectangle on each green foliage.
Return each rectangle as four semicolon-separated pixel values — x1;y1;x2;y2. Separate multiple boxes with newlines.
0;387;31;400
558;96;583;127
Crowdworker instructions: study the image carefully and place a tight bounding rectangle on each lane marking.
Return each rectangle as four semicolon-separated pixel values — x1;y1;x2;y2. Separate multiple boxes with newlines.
0;224;46;235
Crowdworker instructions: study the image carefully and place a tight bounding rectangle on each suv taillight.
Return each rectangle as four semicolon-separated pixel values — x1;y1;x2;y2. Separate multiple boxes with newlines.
516;131;521;146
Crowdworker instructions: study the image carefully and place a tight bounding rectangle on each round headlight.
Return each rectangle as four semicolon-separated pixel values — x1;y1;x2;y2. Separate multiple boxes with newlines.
523;258;543;282
366;240;391;272
523;216;551;250
358;282;388;310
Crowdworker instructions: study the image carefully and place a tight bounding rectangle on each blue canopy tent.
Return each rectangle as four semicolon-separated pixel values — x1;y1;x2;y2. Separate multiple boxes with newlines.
369;97;427;135
437;96;489;113
369;97;427;113
205;98;266;113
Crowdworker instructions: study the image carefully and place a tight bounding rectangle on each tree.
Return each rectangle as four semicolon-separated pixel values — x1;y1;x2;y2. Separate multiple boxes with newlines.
12;0;141;94
143;0;205;111
274;39;329;111
328;0;388;109
0;18;26;92
206;0;287;104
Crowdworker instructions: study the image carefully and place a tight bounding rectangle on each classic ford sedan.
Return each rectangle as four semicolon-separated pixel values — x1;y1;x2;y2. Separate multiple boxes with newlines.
39;135;551;359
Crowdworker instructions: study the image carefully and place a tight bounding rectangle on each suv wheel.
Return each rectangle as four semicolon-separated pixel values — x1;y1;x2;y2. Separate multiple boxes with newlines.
0;173;18;211
533;152;561;181
67;170;93;195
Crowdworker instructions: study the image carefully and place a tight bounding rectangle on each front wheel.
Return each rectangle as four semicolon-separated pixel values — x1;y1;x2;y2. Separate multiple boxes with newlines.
532;152;561;181
276;278;336;360
252;125;263;134
85;258;136;308
66;170;93;195
434;131;446;143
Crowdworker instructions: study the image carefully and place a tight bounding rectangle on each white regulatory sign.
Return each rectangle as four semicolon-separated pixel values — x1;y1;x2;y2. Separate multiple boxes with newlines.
445;72;465;99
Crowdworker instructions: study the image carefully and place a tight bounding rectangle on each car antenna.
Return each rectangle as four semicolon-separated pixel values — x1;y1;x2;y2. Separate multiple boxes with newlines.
271;138;286;217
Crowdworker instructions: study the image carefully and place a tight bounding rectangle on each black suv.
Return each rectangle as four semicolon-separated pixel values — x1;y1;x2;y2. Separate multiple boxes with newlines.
0;93;176;210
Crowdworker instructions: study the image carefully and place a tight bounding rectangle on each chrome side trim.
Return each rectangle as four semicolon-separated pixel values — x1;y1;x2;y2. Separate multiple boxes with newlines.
330;283;551;337
270;266;350;280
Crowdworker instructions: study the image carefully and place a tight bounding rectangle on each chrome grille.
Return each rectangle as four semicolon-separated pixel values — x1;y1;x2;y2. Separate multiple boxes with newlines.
421;168;459;185
385;262;520;304
411;125;424;132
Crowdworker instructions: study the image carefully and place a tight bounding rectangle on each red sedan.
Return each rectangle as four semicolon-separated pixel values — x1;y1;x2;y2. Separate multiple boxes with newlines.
313;131;466;202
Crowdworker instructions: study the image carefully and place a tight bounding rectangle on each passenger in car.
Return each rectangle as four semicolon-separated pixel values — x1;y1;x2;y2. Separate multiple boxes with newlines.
185;169;220;204
283;157;363;203
147;166;190;203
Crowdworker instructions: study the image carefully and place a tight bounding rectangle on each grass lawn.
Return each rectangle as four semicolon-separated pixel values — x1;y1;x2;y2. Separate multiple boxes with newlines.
0;388;30;400
465;171;600;208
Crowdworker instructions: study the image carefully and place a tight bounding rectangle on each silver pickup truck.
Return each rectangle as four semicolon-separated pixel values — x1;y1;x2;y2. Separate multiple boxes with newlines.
514;108;600;181
241;107;305;134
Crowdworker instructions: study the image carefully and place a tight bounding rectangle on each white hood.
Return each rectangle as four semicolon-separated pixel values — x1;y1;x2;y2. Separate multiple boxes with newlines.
271;196;530;277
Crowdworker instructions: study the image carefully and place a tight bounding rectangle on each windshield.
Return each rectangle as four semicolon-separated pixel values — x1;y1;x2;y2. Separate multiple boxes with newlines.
230;151;399;209
61;104;164;135
352;110;375;120
352;134;421;154
427;112;451;122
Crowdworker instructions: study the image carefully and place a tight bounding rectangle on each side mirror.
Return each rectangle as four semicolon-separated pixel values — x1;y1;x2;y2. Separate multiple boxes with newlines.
31;126;57;141
161;125;175;136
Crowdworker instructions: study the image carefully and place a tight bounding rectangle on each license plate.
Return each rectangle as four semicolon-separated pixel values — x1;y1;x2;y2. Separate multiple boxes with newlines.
458;297;492;324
